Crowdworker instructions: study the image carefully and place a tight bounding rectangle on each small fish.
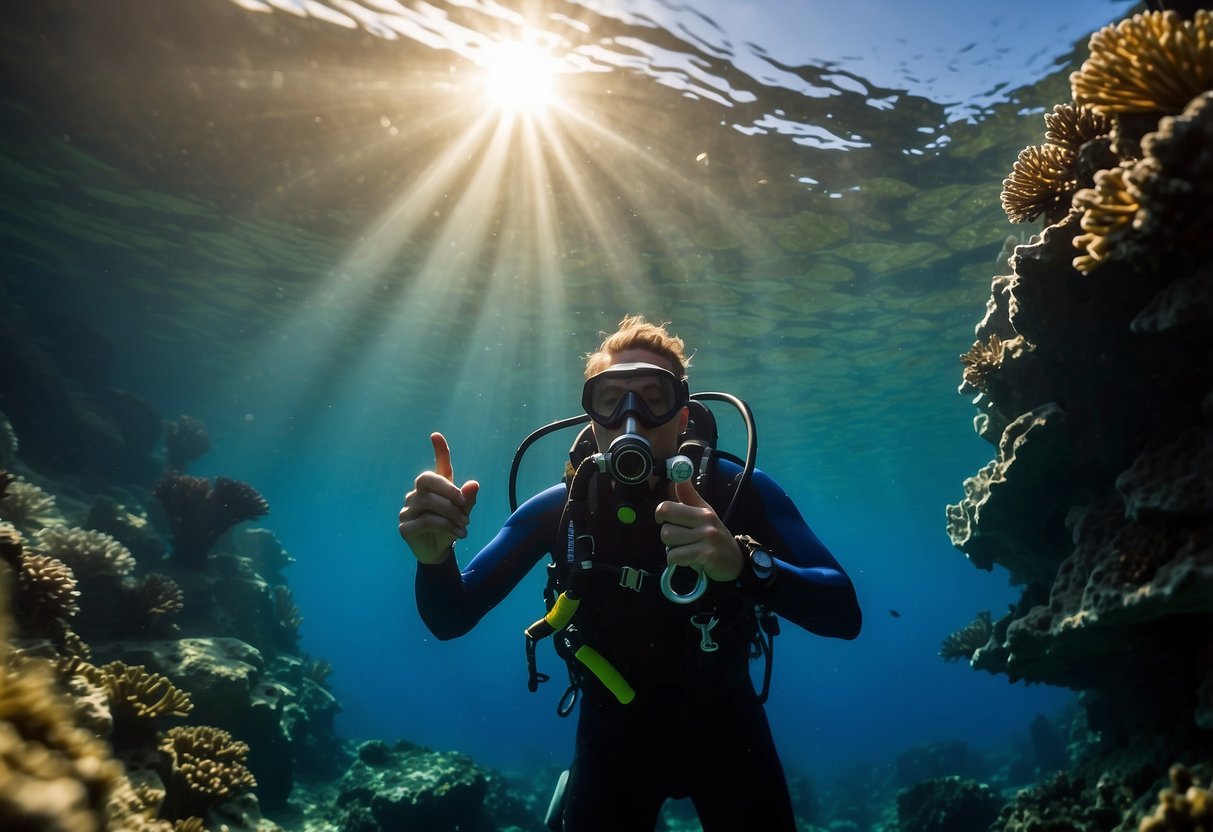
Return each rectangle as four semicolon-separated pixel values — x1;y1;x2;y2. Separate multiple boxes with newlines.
889;609;901;618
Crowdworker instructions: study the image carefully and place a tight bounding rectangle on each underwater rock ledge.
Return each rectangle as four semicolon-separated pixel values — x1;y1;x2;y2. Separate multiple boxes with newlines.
947;8;1213;827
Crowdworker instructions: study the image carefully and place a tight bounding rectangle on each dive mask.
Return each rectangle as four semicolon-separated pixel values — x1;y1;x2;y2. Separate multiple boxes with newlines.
582;362;689;428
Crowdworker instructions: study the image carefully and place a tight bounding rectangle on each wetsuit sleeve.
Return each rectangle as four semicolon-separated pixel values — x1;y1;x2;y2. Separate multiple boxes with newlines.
414;483;566;640
737;466;862;640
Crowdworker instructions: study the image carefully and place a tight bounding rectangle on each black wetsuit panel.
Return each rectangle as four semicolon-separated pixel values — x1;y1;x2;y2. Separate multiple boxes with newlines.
413;459;861;831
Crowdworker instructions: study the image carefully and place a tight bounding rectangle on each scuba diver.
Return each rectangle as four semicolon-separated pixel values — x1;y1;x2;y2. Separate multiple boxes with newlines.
399;315;861;831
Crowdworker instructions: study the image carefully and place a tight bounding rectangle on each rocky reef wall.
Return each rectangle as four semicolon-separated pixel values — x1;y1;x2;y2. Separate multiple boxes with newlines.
947;7;1213;792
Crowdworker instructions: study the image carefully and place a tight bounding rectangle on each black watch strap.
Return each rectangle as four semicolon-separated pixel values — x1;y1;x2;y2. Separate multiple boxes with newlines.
735;534;776;590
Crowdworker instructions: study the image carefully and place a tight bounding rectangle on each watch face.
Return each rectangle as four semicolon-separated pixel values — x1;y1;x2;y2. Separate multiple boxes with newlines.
751;549;774;577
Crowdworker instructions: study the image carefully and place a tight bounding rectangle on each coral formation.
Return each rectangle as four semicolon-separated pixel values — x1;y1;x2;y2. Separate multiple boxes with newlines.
952;3;1213;816
160;725;258;820
1044;102;1115;150
1070;10;1213;115
272;585;302;648
1002;143;1081;224
897;776;1002;832
1000;103;1114;227
14;552;81;634
1140;764;1213;831
89;660;194;725
0;574;125;832
1127;92;1213;257
939;610;992;664
337;741;493;832
126;573;185;632
990;771;1133;832
164;415;211;473
32;525;137;579
153;474;269;569
1071;165;1139;273
0;476;65;532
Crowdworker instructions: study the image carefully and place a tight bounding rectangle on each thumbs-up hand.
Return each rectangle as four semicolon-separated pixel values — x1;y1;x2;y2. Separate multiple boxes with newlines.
399;432;480;564
655;478;743;583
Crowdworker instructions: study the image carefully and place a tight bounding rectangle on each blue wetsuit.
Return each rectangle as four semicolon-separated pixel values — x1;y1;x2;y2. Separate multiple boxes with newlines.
416;458;861;831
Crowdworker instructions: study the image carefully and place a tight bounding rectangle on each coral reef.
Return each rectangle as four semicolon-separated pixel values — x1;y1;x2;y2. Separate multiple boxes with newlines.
1140;764;1213;831
91;660;194;726
32;525;137;580
272;585;302;650
1000;103;1113;227
939;609;992;663
333;739;544;832
1002;143;1081;224
0;475;66;532
153;474;269;569
160;724;258;820
949;2;1213;815
1070;10;1212;116
897;776;1002;832
0;573;125;832
990;771;1133;832
1071;165;1139;273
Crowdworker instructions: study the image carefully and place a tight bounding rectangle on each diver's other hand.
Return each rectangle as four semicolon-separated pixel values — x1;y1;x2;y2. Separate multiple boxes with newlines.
399;432;480;565
655;478;742;582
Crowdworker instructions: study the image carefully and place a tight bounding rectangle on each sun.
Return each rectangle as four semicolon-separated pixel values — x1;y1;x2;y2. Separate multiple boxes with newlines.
479;40;559;116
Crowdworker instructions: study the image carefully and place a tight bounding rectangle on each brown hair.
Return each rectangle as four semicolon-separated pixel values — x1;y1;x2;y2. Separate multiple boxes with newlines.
584;315;691;379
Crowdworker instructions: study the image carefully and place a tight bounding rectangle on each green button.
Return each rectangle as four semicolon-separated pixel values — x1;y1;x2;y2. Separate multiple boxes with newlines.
616;505;637;525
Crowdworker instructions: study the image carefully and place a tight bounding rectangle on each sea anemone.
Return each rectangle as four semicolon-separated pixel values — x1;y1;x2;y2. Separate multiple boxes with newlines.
1071;10;1213;115
1072;165;1140;273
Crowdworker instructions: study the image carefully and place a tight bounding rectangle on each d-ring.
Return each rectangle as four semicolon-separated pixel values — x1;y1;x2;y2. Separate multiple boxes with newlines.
660;564;707;604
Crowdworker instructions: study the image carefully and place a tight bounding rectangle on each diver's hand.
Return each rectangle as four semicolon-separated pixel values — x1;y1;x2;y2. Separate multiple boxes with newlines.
655;478;742;582
399;432;480;565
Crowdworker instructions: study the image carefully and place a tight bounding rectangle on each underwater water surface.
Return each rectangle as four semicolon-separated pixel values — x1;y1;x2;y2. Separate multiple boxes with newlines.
0;0;1137;795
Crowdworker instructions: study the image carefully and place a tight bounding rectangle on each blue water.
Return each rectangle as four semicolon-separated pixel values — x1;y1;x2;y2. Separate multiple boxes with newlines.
0;0;1138;794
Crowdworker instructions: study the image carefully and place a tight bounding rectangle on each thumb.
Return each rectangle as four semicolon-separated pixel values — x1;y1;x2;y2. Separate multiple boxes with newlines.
461;480;480;511
431;432;454;482
674;477;709;508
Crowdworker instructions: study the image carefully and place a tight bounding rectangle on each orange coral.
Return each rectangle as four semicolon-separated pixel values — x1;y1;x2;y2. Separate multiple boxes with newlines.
1072;165;1140;273
1071;10;1213;115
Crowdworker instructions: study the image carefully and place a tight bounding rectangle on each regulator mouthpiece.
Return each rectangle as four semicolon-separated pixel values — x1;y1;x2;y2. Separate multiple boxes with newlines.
605;417;653;485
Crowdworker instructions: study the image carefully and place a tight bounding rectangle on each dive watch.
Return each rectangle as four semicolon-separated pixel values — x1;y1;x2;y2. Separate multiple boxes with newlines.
735;534;776;589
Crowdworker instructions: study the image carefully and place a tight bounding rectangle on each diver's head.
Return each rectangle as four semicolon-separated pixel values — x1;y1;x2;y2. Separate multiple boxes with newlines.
583;317;692;484
583;349;689;480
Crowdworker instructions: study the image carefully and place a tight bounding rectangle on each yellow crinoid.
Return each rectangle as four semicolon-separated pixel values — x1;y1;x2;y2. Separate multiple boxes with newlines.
1071;10;1213;115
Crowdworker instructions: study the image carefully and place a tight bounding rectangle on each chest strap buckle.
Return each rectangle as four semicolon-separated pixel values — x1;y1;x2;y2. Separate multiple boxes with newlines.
618;566;647;592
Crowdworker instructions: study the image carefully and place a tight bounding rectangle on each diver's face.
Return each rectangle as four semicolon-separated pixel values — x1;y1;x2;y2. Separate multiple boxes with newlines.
589;348;688;465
